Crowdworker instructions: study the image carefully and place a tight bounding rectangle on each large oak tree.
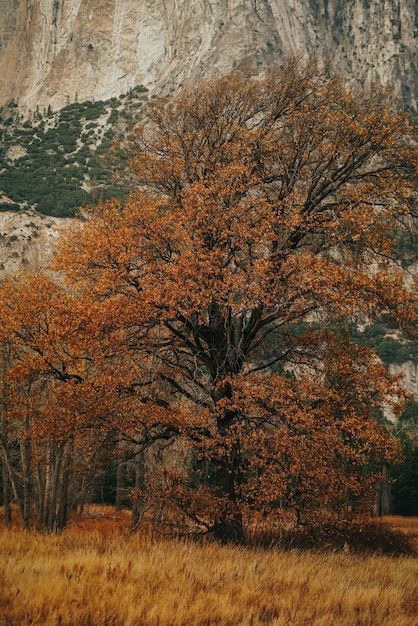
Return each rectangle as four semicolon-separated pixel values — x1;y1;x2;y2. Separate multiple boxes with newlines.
2;58;417;539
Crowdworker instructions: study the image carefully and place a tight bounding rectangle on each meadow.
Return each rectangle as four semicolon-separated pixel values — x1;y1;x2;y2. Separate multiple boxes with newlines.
0;509;417;626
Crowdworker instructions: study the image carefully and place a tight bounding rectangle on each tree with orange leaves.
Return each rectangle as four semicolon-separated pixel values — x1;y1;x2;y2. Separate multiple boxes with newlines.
0;273;146;530
0;274;94;530
0;271;184;530
28;58;418;539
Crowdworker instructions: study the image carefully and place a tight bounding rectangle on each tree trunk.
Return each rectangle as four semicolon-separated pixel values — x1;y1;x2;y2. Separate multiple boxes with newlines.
0;344;12;527
131;452;146;531
115;446;125;512
213;510;245;544
35;463;45;529
210;386;246;543
212;451;245;544
1;446;24;524
1;455;12;527
46;446;65;532
42;444;64;532
20;437;32;528
56;441;73;531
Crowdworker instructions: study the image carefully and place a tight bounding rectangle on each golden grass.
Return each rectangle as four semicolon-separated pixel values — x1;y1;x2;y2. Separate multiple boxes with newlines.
384;515;418;552
0;508;417;626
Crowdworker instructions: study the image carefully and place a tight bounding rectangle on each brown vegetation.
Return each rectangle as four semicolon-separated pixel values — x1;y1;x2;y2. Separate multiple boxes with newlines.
385;515;418;553
0;507;417;626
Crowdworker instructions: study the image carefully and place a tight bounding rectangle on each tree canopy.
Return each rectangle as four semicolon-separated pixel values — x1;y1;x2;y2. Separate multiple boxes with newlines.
1;58;417;539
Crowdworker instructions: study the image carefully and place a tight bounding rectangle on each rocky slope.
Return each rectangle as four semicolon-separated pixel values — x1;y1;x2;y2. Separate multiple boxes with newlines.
0;209;66;276
0;0;417;116
390;361;418;400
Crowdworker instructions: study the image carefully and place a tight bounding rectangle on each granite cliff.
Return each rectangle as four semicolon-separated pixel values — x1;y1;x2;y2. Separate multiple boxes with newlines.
0;0;417;116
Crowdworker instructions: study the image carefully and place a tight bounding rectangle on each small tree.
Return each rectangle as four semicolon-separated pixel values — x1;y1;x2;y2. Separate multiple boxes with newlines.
0;275;114;530
56;59;418;540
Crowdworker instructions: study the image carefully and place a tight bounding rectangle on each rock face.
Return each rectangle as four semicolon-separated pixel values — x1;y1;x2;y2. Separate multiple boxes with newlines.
390;361;418;399
1;0;417;116
0;210;66;277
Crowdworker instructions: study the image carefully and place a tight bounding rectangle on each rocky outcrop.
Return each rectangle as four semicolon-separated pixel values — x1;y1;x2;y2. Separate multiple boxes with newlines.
390;361;418;399
0;210;66;277
0;0;416;116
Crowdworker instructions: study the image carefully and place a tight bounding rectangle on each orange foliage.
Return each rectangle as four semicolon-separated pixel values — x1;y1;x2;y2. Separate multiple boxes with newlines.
1;58;417;540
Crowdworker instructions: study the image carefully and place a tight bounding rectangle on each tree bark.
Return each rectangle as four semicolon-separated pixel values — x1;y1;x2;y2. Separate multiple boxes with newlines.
115;446;125;512
131;452;145;531
212;439;245;544
56;441;73;531
1;455;12;527
20;437;32;528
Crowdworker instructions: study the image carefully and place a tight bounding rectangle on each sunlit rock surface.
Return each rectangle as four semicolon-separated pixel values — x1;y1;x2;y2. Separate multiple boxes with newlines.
0;0;416;115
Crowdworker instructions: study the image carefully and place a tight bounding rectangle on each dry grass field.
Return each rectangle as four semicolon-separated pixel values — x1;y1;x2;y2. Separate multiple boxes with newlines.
0;508;417;626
